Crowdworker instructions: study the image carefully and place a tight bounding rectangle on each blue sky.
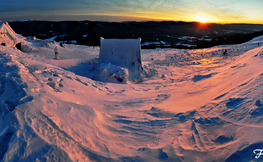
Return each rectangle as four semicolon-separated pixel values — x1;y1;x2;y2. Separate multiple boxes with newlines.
0;0;263;23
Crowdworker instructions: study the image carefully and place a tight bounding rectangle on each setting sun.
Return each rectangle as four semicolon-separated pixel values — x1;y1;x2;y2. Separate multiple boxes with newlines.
197;15;209;23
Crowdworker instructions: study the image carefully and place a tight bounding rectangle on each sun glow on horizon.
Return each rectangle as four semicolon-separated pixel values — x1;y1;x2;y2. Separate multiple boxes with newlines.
197;15;209;23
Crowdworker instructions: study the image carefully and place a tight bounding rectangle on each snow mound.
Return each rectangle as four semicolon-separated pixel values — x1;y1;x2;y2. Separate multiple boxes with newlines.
21;43;35;52
94;63;129;83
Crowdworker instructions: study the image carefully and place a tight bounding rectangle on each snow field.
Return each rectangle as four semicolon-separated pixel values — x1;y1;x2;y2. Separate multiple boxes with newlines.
0;35;263;161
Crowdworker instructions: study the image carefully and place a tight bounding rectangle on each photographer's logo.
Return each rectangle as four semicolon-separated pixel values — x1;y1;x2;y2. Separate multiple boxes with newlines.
253;149;263;159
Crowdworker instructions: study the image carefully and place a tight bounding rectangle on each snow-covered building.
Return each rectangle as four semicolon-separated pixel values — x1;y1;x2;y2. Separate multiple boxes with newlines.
98;38;143;82
0;21;24;47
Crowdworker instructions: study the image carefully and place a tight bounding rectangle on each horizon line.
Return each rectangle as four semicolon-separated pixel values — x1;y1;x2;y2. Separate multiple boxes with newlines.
6;19;263;26
2;14;263;25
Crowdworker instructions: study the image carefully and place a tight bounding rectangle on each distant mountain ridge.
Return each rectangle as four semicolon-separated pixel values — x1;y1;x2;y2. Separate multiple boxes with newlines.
9;20;263;49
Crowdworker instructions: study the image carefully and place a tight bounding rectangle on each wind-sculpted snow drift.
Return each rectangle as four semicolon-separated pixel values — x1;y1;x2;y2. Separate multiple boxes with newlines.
1;35;263;161
0;49;71;161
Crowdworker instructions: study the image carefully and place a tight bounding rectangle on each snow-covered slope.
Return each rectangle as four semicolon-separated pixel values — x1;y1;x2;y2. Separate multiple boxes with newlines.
1;35;263;161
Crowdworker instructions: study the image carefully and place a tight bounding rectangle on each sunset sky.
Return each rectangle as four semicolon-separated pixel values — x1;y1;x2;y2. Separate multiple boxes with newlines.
1;0;263;24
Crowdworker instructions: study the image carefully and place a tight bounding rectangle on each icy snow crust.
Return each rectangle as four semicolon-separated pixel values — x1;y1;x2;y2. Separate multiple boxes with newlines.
1;35;263;161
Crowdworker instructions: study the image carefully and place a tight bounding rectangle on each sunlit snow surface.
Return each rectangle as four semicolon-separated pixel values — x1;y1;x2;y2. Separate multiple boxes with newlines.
1;36;263;161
